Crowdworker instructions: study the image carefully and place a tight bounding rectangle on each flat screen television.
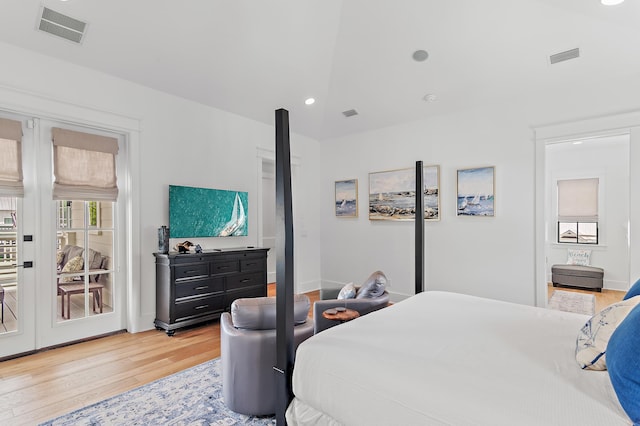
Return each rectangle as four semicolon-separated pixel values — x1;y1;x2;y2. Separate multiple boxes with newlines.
169;185;248;238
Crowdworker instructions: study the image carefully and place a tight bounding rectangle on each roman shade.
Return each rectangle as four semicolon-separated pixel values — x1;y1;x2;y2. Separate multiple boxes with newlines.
0;118;24;197
557;178;598;222
52;127;119;201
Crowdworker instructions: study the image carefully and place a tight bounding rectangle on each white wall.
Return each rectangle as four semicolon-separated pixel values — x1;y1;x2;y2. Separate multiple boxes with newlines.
320;107;537;305
320;101;640;306
0;41;322;332
545;137;630;290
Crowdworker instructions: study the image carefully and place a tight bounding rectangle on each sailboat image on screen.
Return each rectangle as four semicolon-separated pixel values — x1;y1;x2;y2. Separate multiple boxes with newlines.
218;192;246;236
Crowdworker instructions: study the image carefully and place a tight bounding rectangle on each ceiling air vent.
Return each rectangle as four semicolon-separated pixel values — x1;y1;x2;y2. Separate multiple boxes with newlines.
549;48;580;65
38;7;87;44
342;109;358;118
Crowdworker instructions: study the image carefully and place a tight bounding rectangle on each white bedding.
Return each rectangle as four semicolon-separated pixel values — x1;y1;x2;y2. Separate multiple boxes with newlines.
287;291;630;426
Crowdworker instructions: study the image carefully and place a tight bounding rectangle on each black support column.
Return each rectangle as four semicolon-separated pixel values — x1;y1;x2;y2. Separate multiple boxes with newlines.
415;161;424;294
274;108;294;425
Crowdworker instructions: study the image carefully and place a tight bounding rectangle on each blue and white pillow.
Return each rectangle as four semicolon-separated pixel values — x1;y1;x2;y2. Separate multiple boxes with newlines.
623;278;640;301
607;303;640;424
575;296;640;370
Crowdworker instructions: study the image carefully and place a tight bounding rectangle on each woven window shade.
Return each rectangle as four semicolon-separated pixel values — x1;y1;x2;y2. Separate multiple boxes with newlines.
52;127;119;201
557;178;598;222
0;118;24;197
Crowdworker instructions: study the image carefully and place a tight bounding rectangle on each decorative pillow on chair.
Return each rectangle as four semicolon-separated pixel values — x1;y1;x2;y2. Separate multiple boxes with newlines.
60;255;84;283
337;282;356;299
623;278;640;301
356;270;387;299
607;303;640;424
567;249;591;266
575;296;640;370
56;250;65;270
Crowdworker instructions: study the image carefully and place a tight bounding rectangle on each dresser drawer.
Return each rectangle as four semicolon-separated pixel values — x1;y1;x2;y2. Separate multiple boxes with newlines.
240;257;264;272
226;272;263;291
175;277;224;299
225;286;266;307
175;294;224;322
174;263;208;280
211;260;239;275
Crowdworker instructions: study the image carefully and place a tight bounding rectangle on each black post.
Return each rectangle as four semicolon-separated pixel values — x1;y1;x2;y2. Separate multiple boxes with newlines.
274;108;294;425
415;161;424;294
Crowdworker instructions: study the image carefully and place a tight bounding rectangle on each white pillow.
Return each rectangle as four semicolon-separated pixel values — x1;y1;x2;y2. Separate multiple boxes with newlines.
567;249;591;266
337;282;356;299
576;296;640;370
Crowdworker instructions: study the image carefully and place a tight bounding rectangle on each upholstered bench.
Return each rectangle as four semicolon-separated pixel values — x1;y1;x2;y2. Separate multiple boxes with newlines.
552;264;604;292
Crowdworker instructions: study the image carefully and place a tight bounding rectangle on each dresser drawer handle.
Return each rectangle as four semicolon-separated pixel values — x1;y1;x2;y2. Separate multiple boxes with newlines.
194;305;209;310
194;286;208;290
240;278;251;283
245;262;256;267
218;266;230;270
184;270;198;274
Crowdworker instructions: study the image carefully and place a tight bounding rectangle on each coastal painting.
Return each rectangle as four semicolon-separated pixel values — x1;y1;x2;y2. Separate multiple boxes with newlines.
456;166;494;216
369;165;440;221
335;179;358;217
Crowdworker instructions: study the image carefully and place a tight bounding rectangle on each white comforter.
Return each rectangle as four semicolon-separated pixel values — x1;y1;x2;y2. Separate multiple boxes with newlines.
287;291;630;426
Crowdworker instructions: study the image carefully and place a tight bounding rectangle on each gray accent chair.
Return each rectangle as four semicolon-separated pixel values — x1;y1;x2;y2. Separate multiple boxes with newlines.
313;288;389;334
221;294;314;416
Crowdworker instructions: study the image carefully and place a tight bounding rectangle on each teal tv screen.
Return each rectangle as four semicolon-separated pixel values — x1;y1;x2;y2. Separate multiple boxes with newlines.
169;185;248;238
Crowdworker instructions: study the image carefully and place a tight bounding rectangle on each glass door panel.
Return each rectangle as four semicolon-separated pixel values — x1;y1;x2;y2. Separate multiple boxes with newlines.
56;200;114;322
0;197;18;334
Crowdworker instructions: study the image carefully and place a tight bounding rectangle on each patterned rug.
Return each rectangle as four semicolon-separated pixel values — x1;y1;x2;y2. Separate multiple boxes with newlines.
548;289;596;315
40;358;275;426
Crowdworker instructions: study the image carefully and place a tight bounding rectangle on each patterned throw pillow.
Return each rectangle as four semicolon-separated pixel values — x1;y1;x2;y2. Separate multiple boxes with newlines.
56;251;65;269
356;270;387;299
575;296;640;370
337;282;356;300
567;249;591;266
60;255;84;283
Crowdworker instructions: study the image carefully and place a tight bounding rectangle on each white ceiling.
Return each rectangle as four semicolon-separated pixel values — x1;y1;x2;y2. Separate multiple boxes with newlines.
0;0;639;140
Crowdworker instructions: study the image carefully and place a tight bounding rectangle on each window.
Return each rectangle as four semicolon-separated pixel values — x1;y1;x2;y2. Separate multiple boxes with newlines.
557;178;598;244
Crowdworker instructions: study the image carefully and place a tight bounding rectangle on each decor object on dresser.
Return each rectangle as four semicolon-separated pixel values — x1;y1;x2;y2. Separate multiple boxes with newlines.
154;247;268;335
335;179;358;217
456;166;495;216
368;165;440;221
313;270;390;333
221;295;313;416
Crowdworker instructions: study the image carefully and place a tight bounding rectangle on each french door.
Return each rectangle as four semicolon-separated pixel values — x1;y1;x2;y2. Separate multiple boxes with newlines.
0;114;125;358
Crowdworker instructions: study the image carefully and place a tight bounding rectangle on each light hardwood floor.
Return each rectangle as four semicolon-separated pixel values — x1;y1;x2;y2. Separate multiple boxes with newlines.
0;284;318;425
0;285;623;425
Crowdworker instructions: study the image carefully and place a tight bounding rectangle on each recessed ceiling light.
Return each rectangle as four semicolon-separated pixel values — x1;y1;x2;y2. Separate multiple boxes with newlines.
412;50;429;62
423;94;437;102
601;0;624;5
304;98;315;106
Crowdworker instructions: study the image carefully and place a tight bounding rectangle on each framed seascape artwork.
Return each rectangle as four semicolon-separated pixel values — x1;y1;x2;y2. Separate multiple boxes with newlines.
335;179;358;217
456;166;495;216
169;185;249;237
369;165;440;221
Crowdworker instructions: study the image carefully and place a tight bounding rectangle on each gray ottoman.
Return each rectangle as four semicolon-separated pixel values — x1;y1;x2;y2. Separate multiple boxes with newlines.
551;264;604;292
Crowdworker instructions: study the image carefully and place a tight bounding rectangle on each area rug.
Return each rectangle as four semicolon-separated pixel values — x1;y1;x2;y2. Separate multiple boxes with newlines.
40;358;275;426
548;289;595;316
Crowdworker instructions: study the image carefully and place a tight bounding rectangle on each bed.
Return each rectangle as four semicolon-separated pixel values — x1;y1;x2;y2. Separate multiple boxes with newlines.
286;291;634;426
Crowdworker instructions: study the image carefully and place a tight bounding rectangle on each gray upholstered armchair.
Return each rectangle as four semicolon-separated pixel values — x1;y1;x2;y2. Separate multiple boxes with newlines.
221;294;314;416
314;270;390;334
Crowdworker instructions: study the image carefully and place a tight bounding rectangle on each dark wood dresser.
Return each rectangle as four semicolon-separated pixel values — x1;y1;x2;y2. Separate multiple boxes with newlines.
153;247;269;335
